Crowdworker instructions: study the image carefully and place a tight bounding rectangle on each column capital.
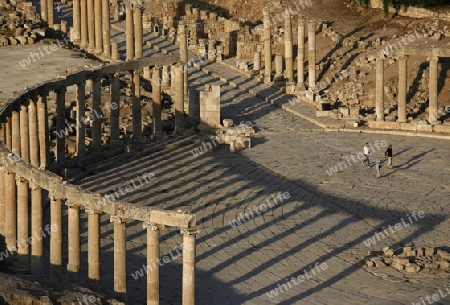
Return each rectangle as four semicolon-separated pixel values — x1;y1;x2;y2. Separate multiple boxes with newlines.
263;7;270;16
143;222;164;231
65;200;81;208
15;174;27;183
28;181;42;190
180;228;199;236
49;194;65;202
110;215;129;223
398;54;408;60
152;65;163;71
307;20;317;31
85;207;102;215
427;55;439;62
298;15;306;24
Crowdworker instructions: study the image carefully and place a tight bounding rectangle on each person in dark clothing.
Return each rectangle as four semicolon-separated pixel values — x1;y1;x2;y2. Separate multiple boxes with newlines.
385;145;393;168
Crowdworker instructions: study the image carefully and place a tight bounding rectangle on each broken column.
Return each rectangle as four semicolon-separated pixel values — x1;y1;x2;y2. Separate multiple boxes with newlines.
274;54;283;81
199;85;220;128
175;63;185;133
110;74;121;144
397;54;407;123
284;12;294;91
297;16;306;90
152;67;162;136
376;58;384;121
253;45;261;73
307;21;317;90
112;216;127;302
87;208;101;288
181;228;198;305
145;223;160;305
429;56;439;123
263;7;272;83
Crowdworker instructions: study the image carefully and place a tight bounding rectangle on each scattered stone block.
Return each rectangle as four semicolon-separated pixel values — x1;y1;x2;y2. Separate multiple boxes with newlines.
222;119;234;128
437;260;450;270
405;266;421;273
437;249;450;260
425;247;435;257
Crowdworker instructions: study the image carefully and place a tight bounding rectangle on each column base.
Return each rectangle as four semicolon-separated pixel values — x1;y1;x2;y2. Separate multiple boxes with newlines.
94;48;103;55
285;82;296;94
264;75;272;84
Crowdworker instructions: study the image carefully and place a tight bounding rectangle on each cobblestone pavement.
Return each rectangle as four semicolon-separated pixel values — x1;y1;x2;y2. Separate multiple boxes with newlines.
69;30;450;304
2;17;449;305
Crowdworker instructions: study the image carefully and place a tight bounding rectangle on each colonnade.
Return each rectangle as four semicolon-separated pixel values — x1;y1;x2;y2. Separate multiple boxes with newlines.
259;9;317;91
0;56;197;305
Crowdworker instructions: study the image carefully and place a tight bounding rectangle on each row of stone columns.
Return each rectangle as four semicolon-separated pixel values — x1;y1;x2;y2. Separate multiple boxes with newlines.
260;9;317;90
40;0;54;26
71;0;110;56
0;94;48;274
126;4;143;60
376;56;440;123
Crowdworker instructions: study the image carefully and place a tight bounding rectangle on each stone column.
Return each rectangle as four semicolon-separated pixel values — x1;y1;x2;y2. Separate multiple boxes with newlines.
73;0;81;44
208;40;216;61
101;0;110;57
132;70;142;140
20;104;30;163
112;41;119;60
92;79;102;148
40;0;48;23
297;16;305;90
29;98;39;167
175;63;185;133
0;151;4;236
87;208;101;288
111;216;127;302
17;176;30;273
253;45;261;73
4;170;16;252
263;8;272;83
50;197;63;281
80;0;88;48
161;65;170;88
376;58;384;122
47;0;54;26
152;67;162;136
145;223;160;305
5;117;12;150
110;74;121;144
181;228;198;305
94;0;103;54
76;82;86;155
37;94;49;168
67;202;80;281
134;5;143;59
307;21;317;90
397;55;407;123
56;89;66;162
284;13;294;84
87;0;95;52
125;3;134;60
30;183;43;276
178;23;188;108
11;110;20;157
429;56;439;123
274;54;283;81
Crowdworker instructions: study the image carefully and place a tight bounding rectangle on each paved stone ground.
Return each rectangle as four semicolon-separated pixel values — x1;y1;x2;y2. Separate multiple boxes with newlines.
1;13;450;305
70;30;450;304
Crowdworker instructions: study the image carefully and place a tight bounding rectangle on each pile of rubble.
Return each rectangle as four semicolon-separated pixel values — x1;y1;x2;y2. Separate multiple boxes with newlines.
366;246;450;274
0;0;45;45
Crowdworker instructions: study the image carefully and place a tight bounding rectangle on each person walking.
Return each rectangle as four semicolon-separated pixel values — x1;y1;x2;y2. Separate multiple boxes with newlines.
385;144;393;168
363;143;371;167
375;159;382;177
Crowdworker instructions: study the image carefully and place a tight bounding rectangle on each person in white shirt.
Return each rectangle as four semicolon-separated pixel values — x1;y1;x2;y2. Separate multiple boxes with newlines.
363;143;371;167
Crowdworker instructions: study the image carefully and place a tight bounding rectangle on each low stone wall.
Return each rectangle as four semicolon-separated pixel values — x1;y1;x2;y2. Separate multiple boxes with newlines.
369;0;450;20
368;120;450;134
